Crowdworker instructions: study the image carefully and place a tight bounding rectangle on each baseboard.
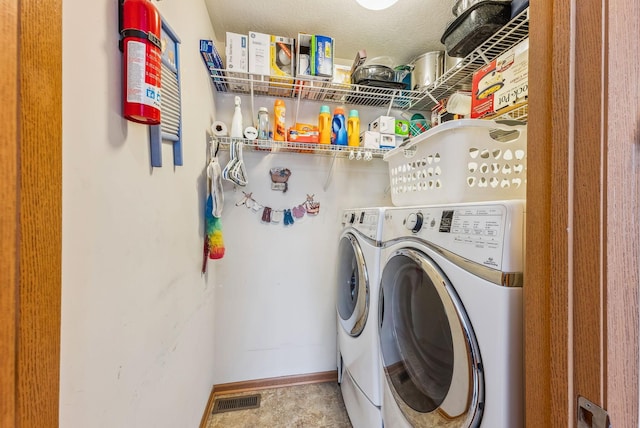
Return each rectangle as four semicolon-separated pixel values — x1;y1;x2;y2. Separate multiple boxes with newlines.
199;370;338;427
214;370;338;396
199;384;217;428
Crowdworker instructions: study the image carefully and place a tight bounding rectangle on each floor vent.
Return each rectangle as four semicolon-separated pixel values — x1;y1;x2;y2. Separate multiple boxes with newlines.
212;394;261;414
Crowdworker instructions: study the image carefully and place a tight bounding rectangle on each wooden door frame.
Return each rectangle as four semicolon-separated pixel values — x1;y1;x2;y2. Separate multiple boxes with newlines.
1;1;20;425
3;1;638;427
526;0;639;426
1;1;63;427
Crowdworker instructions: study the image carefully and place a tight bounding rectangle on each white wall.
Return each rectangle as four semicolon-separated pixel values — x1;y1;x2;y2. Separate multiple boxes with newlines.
210;96;393;383
61;0;396;425
60;0;218;427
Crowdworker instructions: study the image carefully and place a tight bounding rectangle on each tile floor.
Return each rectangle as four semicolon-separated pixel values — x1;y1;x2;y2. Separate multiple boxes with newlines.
205;382;353;428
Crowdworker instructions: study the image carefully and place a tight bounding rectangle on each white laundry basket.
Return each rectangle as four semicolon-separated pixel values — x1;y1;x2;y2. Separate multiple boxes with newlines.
384;119;527;206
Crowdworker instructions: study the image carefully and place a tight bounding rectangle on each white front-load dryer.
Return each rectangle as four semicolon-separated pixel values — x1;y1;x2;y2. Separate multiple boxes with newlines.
336;207;386;428
378;201;525;428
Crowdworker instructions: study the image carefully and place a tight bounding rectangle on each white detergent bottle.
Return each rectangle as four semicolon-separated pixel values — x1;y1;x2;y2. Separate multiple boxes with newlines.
230;96;244;138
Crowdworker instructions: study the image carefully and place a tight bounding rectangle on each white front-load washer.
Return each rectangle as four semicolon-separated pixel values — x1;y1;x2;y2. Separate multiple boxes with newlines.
378;200;525;428
336;207;386;428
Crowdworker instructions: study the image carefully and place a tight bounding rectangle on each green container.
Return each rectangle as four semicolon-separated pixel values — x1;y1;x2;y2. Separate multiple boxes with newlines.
395;120;410;136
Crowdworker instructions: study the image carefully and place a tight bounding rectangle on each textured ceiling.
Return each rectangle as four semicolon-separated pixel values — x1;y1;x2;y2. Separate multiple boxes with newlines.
204;0;455;66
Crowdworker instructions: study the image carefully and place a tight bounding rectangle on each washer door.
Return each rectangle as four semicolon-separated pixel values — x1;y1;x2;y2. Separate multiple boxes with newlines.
337;233;369;337
379;248;484;427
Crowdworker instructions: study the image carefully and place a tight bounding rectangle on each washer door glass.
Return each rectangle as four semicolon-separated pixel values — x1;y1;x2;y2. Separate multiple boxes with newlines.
337;233;369;337
379;248;484;427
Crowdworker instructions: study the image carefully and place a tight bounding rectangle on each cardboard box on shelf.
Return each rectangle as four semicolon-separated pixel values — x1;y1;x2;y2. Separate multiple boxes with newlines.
296;33;313;78
361;131;380;149
288;123;319;143
269;35;295;96
295;33;331;100
369;116;396;135
395;120;410;136
380;133;396;149
226;32;248;72
199;39;227;92
333;64;351;85
271;35;295;78
471;38;529;118
311;35;333;78
248;31;271;76
225;32;248;91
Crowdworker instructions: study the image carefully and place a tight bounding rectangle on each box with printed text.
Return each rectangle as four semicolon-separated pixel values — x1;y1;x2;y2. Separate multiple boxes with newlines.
471;38;529;118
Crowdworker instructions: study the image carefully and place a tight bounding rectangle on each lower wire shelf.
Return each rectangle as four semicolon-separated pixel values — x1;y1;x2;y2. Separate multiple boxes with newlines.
216;136;391;159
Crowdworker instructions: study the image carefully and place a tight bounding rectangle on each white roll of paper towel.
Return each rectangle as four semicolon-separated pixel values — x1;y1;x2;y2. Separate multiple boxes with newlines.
211;121;228;137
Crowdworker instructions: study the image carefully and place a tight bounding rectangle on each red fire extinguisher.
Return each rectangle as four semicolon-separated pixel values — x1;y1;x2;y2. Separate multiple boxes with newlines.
120;0;162;125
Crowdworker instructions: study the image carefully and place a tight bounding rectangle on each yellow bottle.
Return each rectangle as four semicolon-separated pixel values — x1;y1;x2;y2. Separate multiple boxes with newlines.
318;105;331;144
274;99;286;141
347;110;360;147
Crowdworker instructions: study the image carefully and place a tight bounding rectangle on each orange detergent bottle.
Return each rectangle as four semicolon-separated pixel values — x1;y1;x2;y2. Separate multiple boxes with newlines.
274;99;286;141
318;105;331;144
347;109;360;147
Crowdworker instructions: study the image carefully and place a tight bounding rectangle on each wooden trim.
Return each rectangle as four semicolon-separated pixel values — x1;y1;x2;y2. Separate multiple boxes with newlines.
16;0;63;426
212;370;338;396
573;0;605;409
527;0;640;426
603;0;639;424
0;1;19;427
524;1;557;426
199;385;217;428
200;371;338;427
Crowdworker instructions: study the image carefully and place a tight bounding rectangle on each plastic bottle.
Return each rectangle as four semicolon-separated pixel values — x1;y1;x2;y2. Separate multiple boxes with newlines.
331;107;347;146
347;110;360;147
257;107;270;140
318;105;331;145
230;96;243;138
273;99;286;141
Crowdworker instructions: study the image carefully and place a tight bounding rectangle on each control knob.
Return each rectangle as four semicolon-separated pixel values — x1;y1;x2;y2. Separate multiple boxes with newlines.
405;212;424;233
349;213;356;224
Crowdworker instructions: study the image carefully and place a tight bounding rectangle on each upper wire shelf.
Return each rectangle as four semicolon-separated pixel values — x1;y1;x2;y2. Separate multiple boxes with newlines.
206;8;529;113
421;7;529;110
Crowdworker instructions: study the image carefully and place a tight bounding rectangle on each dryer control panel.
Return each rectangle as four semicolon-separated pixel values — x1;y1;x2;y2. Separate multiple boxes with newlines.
382;201;524;272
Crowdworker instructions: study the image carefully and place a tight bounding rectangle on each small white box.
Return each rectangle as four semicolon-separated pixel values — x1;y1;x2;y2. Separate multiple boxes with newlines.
248;31;271;76
360;131;380;149
226;32;248;91
369;116;396;135
226;32;248;72
380;133;396;148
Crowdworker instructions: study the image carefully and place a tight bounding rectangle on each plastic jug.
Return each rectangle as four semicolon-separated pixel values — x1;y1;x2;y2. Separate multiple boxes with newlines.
347;110;360;147
274;99;286;141
318;105;331;145
257;107;270;140
331;107;347;146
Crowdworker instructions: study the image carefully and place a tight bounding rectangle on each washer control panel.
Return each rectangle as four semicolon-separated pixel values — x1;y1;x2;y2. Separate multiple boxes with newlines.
342;208;384;241
383;201;524;272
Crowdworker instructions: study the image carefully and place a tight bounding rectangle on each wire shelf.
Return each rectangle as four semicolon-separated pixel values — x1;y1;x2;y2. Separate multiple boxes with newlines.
491;102;529;122
206;8;529;114
216;136;392;159
412;7;530;110
208;72;429;110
